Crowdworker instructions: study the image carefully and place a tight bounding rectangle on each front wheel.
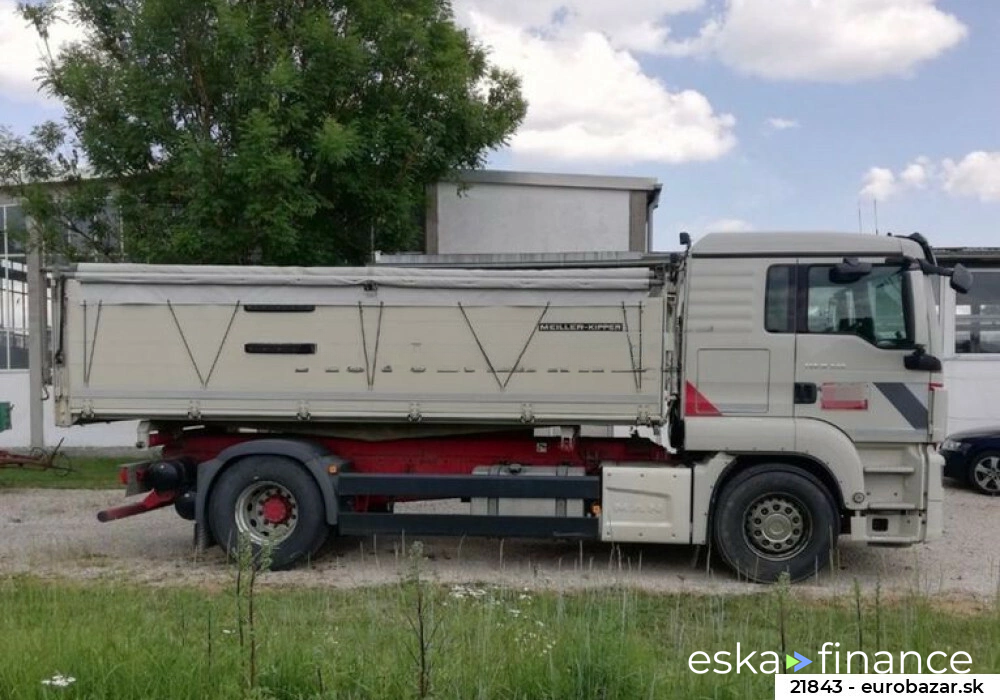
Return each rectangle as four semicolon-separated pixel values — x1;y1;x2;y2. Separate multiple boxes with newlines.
968;452;1000;496
712;465;838;583
208;455;330;569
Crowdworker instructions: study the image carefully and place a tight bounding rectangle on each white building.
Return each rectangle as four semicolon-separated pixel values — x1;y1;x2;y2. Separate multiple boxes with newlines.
0;196;137;447
424;170;661;255
937;248;1000;433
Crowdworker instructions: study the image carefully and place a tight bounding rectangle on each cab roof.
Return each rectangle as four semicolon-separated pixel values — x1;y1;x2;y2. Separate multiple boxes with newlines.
691;231;926;259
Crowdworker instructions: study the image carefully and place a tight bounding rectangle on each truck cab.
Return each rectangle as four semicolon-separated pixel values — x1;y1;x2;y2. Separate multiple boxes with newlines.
676;232;968;579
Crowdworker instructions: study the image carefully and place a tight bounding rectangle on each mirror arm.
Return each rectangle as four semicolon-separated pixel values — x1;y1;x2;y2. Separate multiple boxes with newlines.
907;232;938;266
917;259;956;278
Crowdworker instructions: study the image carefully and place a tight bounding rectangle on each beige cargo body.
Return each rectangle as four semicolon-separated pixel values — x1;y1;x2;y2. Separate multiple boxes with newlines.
53;265;667;426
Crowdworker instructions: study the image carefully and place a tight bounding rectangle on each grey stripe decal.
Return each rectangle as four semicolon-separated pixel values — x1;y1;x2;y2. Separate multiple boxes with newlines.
874;382;928;431
853;429;927;442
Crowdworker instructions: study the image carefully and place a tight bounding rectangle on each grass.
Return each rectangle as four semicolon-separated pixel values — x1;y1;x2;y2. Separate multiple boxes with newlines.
0;574;997;700
0;456;123;489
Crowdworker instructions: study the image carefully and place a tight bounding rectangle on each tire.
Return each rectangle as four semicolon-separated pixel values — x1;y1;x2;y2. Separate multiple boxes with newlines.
208;455;329;570
968;451;1000;496
712;465;838;583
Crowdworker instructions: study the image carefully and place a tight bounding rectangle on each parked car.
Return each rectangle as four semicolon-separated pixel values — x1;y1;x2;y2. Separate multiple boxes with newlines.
940;429;1000;495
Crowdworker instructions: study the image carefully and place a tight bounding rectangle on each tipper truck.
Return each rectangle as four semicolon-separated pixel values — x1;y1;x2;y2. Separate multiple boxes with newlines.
47;231;971;582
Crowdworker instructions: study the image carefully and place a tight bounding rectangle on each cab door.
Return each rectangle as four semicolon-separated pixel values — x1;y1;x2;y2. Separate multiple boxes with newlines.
793;262;932;444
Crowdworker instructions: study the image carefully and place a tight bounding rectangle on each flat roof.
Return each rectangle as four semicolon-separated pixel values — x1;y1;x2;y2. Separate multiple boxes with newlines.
934;247;1000;265
375;251;678;269
441;169;661;196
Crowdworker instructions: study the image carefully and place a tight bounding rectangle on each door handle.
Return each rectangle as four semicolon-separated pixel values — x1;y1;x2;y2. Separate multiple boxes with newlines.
794;382;818;405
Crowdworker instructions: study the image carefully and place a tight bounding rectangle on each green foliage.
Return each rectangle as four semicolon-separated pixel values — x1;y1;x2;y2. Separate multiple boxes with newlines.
0;578;998;699
2;0;525;264
0;456;124;489
234;532;273;693
0;123;123;262
400;542;444;698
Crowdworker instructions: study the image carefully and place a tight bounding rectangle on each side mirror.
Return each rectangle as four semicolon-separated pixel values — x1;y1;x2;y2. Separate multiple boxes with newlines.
830;258;872;284
950;264;972;295
679;231;692;247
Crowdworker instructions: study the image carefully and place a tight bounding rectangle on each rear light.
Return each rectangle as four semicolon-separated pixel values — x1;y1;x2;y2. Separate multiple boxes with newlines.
147;432;169;447
120;464;150;490
929;382;945;391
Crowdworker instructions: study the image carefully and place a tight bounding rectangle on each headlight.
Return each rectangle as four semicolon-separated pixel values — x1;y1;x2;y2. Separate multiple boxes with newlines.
940;439;970;453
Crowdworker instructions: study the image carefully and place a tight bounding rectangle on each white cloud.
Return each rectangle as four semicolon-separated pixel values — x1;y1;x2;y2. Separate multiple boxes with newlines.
766;117;799;131
458;1;705;54
900;156;932;189
942;152;1000;202
707;218;754;233
464;10;735;164
860;167;899;201
0;0;85;105
861;153;1000;203
667;0;967;82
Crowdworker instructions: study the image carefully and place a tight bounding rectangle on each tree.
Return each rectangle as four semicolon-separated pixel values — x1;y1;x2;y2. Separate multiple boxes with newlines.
4;0;525;264
1;123;125;262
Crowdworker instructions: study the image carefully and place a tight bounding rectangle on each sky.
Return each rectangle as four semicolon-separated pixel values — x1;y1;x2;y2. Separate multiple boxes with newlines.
1;0;997;250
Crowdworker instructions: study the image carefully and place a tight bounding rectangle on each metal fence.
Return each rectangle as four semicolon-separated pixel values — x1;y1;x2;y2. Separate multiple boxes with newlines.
1;204;30;370
1;199;121;371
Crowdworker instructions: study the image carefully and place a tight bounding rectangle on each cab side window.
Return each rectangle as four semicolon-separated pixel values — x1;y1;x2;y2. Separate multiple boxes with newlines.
765;265;796;333
805;265;913;348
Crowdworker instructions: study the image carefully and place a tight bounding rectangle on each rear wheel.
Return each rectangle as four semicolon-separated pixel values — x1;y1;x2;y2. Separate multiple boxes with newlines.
968;452;1000;496
208;455;329;569
712;465;838;583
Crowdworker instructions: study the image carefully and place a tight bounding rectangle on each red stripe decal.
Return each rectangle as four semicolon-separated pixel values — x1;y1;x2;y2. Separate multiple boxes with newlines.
820;398;869;410
685;381;721;417
820;383;869;411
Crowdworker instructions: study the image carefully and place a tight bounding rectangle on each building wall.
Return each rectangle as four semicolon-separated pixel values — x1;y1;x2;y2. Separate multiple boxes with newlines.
0;371;138;448
432;182;631;254
427;171;659;255
944;359;1000;433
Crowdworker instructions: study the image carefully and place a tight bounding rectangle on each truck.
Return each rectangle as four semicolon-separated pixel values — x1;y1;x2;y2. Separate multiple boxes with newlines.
47;231;971;582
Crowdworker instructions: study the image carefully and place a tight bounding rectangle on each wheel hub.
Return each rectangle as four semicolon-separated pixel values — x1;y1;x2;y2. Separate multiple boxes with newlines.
261;494;293;524
234;481;299;545
974;456;1000;493
762;512;794;541
745;495;809;560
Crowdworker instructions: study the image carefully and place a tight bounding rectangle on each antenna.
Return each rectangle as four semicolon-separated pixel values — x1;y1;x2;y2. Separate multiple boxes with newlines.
873;199;879;236
857;201;863;234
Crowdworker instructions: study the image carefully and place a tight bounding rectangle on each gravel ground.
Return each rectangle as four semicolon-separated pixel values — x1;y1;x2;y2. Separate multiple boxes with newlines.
1;481;998;597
